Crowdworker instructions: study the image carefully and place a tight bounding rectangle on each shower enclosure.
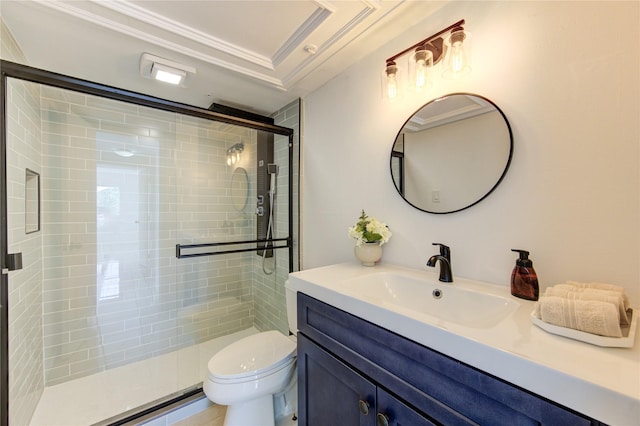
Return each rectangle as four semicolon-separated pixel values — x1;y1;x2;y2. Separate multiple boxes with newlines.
0;61;298;426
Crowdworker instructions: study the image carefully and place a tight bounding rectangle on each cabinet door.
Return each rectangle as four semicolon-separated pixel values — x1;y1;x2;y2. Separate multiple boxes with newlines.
377;388;439;426
298;334;376;426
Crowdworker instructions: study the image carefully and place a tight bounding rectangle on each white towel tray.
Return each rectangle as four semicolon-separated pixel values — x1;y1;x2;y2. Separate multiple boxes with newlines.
530;308;637;348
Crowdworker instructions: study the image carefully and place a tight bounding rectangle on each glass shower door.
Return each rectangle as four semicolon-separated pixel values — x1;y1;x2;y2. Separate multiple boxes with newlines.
2;63;295;426
4;77;185;425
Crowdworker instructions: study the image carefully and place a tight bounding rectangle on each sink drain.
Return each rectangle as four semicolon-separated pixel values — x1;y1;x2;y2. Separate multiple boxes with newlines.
432;289;443;299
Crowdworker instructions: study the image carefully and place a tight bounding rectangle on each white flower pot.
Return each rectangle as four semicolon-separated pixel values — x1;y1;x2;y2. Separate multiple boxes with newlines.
354;242;382;266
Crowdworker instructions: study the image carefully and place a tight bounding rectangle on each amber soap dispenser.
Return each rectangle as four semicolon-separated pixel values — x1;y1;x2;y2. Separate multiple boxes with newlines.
510;249;539;301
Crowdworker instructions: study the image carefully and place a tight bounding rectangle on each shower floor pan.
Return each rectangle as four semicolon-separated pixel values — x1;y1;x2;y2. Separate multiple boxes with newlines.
29;327;259;426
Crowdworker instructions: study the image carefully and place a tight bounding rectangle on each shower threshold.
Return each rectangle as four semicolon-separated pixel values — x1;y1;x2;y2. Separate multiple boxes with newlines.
29;327;259;426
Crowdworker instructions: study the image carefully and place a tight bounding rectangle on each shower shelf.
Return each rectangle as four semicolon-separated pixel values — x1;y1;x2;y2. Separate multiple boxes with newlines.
176;238;290;259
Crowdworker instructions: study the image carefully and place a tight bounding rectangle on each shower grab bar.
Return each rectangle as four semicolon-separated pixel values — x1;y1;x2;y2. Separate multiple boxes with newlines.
176;237;290;259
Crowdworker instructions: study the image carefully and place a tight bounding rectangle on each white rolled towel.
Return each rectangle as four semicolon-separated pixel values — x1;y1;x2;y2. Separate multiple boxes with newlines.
545;285;629;326
565;281;629;310
536;296;622;337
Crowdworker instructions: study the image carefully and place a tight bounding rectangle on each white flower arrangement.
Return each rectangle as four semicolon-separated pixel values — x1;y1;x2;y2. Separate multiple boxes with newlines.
348;210;392;246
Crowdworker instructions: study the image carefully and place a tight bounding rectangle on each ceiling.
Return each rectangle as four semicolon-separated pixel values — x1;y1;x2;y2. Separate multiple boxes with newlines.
0;0;447;116
404;94;495;132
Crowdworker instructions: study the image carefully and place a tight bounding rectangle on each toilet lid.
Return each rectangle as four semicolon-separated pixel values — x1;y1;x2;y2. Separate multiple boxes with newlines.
207;330;296;380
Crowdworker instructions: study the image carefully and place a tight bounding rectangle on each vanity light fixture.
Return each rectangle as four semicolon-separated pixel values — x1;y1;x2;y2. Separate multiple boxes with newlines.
226;143;244;166
384;19;467;98
140;53;196;86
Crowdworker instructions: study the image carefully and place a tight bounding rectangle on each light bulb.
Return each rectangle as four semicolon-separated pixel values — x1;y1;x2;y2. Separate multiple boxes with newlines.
385;61;398;99
413;47;431;89
446;28;468;78
450;41;465;74
415;59;427;88
227;155;232;166
235;151;241;164
387;75;398;99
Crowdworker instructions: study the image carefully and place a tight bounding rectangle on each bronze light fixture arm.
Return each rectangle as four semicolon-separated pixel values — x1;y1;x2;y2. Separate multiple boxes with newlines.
385;19;465;65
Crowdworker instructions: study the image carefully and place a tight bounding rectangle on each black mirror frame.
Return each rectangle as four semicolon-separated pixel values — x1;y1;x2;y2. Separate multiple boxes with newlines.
390;93;514;214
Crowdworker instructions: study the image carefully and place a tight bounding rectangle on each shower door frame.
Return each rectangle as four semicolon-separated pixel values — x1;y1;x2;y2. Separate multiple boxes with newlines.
0;59;295;426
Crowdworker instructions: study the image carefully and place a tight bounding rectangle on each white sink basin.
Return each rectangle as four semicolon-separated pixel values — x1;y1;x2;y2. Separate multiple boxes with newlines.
342;272;518;328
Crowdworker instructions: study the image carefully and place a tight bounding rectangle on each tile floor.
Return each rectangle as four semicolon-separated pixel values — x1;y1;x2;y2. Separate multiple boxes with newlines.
172;404;226;426
141;399;226;426
29;327;258;426
171;403;298;426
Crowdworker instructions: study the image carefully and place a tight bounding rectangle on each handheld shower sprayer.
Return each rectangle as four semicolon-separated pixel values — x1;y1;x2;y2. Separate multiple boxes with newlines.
262;163;279;275
268;163;278;196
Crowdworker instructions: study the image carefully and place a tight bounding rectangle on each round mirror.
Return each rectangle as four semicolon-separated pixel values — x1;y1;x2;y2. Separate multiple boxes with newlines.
230;167;249;211
390;93;513;214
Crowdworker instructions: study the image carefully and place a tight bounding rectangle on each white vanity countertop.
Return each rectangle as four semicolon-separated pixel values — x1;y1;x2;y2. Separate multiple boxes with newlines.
287;262;640;425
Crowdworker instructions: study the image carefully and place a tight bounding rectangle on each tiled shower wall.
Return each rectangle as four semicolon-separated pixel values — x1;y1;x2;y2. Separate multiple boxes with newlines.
252;100;300;334
274;99;300;276
38;85;260;386
2;21;46;426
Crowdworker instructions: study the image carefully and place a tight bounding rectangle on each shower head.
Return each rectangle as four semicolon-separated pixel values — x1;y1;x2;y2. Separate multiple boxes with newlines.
267;163;279;175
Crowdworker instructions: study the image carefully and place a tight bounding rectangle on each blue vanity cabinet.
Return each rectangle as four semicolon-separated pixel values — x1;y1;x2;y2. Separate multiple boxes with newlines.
298;334;438;426
298;333;376;425
377;387;439;426
297;292;603;426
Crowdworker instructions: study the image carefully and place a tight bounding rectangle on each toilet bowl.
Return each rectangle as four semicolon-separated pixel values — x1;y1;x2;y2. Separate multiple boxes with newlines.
203;284;298;426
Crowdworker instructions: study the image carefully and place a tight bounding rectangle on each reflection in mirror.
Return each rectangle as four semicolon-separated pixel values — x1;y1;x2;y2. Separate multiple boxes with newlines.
391;93;512;214
231;167;249;211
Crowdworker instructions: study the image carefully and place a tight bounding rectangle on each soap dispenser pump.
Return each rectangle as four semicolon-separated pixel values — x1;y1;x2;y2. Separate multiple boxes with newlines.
510;249;539;301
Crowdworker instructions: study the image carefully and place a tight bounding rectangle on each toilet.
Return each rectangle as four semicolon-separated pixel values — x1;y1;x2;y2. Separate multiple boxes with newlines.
203;284;298;426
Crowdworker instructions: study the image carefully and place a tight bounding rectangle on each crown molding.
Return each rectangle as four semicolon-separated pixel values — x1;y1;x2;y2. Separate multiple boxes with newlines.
33;0;404;93
96;0;275;70
271;5;333;68
281;2;380;86
35;0;286;89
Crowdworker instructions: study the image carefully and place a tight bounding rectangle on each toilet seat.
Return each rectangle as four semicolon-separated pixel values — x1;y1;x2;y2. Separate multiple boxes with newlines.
207;330;296;383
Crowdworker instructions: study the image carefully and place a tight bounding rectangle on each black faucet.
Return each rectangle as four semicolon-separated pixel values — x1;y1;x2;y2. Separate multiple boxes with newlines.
427;243;453;283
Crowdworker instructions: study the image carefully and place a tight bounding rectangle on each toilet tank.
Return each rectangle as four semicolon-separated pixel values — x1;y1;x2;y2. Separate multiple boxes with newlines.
284;281;297;334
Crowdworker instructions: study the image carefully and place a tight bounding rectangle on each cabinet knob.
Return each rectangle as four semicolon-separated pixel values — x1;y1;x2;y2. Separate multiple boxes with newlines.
376;413;390;426
358;399;370;415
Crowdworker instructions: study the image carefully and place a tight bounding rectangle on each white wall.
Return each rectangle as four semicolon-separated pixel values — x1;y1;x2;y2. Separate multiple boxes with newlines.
302;1;640;306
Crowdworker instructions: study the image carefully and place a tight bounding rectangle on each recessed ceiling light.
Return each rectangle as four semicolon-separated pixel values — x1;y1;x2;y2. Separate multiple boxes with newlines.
151;63;186;85
140;53;196;86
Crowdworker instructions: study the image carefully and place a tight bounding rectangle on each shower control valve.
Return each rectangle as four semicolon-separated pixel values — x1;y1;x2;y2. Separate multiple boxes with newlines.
256;206;265;216
257;195;264;205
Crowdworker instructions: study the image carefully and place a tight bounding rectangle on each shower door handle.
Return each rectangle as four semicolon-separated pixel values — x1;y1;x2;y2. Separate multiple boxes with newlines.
2;252;23;274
